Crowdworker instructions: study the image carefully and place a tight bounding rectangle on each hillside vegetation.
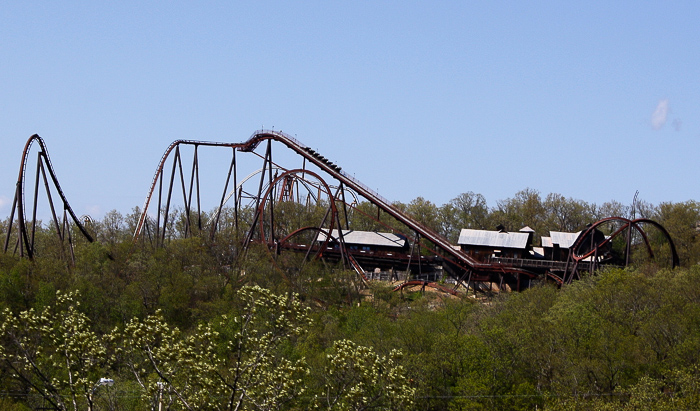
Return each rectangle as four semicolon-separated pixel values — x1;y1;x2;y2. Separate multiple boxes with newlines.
1;190;699;410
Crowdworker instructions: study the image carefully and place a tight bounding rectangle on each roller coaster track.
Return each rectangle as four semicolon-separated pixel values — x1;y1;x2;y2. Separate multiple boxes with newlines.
560;216;679;284
4;135;93;259
134;130;538;282
6;130;677;290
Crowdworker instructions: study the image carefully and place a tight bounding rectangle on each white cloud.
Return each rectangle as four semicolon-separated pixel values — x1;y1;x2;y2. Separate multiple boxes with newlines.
651;99;669;130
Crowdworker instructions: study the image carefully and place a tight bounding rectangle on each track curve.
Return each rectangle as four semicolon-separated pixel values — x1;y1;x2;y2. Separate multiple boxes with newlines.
4;135;94;258
134;130;541;282
570;217;679;267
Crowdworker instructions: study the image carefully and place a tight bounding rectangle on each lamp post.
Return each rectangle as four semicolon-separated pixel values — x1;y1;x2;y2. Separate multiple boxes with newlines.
88;377;114;411
157;381;165;411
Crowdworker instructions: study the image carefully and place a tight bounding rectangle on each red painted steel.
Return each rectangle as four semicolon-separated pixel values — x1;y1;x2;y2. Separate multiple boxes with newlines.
5;131;680;291
134;130;541;283
4;135;94;258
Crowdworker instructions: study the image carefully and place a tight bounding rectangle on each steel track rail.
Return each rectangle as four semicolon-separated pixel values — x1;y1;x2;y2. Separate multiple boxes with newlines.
5;135;94;256
134;130;534;278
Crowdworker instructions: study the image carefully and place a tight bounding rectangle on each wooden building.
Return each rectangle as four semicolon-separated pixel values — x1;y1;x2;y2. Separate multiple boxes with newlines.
457;227;532;261
320;229;409;253
541;231;581;261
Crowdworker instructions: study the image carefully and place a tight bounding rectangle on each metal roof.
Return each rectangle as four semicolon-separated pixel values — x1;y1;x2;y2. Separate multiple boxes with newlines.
548;231;582;249
319;229;407;248
457;229;531;249
531;247;545;258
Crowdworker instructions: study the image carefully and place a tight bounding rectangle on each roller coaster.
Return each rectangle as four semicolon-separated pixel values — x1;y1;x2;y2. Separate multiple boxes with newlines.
3;135;93;262
3;131;679;293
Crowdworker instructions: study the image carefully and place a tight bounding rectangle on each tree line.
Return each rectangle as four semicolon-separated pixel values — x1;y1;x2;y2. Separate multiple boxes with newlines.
1;189;699;410
14;187;695;265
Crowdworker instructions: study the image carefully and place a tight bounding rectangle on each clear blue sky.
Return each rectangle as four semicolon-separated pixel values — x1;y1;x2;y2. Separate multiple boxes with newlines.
2;1;699;220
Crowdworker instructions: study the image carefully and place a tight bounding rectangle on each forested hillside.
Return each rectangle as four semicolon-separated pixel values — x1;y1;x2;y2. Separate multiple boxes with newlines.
1;189;699;410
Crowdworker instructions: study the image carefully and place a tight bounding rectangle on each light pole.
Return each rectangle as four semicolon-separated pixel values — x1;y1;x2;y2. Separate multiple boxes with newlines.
88;377;114;411
157;381;165;411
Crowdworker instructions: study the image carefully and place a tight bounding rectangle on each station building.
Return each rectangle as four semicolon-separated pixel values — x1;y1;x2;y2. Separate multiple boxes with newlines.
320;229;409;253
457;227;533;260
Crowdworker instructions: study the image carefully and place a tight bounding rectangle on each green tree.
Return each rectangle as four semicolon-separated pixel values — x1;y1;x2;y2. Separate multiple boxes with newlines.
493;188;546;234
440;192;490;242
543;193;594;233
655;200;700;266
114;285;312;410
97;210;129;245
594;200;630;220
405;196;441;234
317;339;415;410
0;291;110;411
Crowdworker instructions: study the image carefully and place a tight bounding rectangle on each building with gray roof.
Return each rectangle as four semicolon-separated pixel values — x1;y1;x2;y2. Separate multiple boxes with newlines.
457;228;532;260
541;231;582;261
319;229;409;252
